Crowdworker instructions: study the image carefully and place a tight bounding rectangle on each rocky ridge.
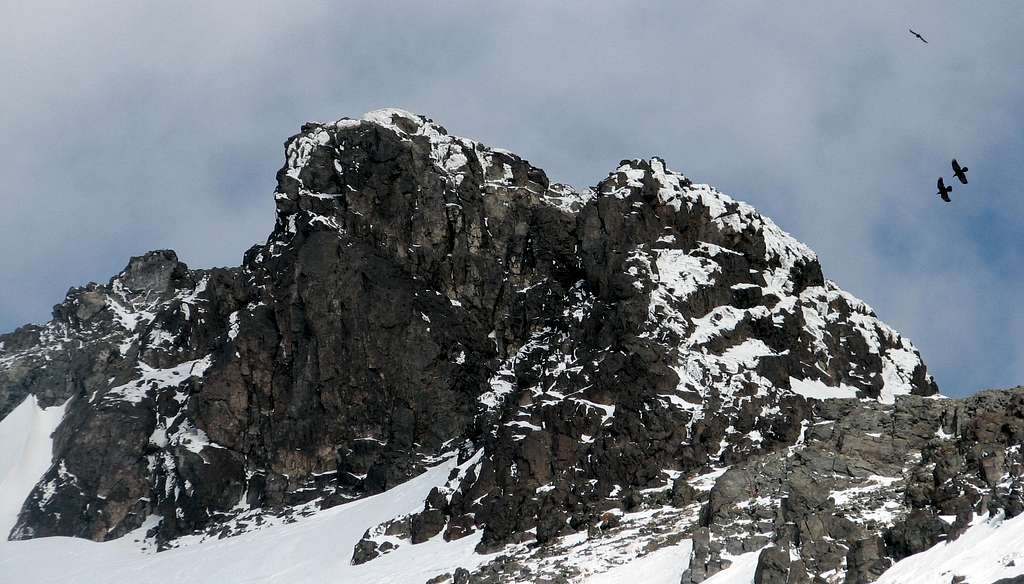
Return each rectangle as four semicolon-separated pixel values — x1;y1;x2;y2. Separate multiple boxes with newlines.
1;109;1020;583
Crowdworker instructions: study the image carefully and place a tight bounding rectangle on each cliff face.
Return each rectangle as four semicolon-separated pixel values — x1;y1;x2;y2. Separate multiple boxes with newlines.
2;110;1020;583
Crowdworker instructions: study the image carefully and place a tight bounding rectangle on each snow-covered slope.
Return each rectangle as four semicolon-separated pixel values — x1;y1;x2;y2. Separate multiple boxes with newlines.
700;550;762;584
0;396;65;537
583;541;693;584
692;510;1024;584
0;454;493;584
875;511;1024;584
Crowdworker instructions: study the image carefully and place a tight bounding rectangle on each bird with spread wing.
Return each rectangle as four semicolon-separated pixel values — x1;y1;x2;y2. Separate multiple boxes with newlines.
937;177;952;202
952;159;969;184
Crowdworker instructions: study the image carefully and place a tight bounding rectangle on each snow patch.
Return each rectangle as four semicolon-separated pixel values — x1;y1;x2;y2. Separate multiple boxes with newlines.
875;511;1024;584
104;356;213;404
701;548;765;584
789;377;860;400
227;311;240;341
0;396;67;537
583;540;693;584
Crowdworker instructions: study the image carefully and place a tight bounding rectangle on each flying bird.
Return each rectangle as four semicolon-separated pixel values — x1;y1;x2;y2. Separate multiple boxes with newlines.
952;159;969;184
937;177;952;202
909;28;928;44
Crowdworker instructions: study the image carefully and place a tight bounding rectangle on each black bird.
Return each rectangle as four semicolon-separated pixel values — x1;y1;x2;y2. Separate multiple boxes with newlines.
952;159;969;184
909;28;928;44
937;177;952;202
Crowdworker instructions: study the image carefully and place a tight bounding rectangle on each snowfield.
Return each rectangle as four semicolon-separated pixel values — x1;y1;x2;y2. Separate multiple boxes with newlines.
0;396;66;537
701;549;762;584
582;540;692;584
0;398;494;584
875;511;1024;584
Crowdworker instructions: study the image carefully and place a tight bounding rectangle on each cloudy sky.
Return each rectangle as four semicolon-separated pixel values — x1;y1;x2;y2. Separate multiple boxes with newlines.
2;1;1021;396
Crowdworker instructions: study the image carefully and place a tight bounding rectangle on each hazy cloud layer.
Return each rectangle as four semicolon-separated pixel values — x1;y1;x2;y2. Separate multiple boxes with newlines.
2;1;1021;396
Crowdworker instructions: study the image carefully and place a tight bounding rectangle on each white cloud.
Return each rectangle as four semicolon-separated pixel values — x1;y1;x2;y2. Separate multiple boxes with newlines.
1;1;1022;395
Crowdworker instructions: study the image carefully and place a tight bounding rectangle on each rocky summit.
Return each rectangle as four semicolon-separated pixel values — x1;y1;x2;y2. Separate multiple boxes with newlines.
1;109;1021;583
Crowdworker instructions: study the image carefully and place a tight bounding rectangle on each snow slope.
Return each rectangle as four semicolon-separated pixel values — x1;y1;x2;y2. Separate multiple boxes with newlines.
583;540;693;584
678;513;1024;584
0;455;495;584
875;511;1024;584
700;549;761;584
0;395;66;538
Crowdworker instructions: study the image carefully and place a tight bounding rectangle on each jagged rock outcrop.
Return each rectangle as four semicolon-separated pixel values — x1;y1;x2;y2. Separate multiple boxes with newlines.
2;109;1019;584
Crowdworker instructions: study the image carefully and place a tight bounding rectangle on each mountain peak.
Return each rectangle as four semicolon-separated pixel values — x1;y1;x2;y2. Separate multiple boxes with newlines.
11;111;1015;584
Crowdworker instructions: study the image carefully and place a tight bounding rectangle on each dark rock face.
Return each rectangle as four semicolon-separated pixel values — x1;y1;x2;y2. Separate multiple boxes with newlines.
753;546;800;584
672;391;1024;584
2;109;1018;583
